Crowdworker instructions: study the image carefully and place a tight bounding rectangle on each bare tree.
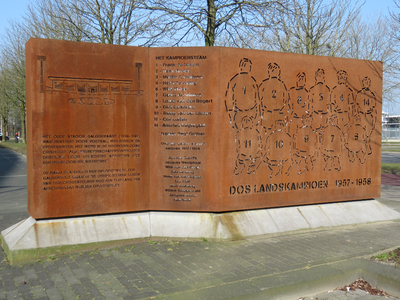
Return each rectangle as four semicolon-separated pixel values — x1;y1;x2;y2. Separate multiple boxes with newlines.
0;74;11;142
14;0;288;47
23;0;152;45
136;0;287;46
22;0;88;41
0;23;28;142
341;15;399;105
383;0;400;109
262;0;362;56
390;0;400;43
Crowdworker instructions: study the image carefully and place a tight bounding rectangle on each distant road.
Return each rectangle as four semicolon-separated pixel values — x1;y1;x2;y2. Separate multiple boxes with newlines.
0;148;29;231
382;144;400;152
382;152;400;164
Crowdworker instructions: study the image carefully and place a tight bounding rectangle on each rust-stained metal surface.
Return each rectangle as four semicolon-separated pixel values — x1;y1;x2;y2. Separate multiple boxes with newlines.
218;48;381;211
26;39;381;219
148;48;221;211
26;39;149;218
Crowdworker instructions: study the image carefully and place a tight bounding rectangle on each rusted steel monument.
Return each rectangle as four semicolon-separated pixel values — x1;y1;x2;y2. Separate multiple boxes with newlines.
26;38;382;219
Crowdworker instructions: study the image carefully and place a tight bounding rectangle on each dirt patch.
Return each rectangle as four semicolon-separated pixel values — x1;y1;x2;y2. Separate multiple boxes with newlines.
371;247;400;269
337;278;392;297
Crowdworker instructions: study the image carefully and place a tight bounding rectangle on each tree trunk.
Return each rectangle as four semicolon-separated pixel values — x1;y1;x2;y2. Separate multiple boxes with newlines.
20;107;26;143
306;0;312;55
205;0;216;46
1;116;6;142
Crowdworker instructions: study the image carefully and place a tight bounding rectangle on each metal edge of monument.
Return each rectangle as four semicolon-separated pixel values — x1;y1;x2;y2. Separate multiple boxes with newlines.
26;38;382;219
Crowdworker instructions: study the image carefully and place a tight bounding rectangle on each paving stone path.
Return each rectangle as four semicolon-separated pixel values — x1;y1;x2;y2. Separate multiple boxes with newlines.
0;221;399;299
0;148;399;299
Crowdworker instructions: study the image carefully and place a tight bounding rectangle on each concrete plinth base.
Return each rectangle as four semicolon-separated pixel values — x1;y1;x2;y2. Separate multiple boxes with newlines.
2;200;400;264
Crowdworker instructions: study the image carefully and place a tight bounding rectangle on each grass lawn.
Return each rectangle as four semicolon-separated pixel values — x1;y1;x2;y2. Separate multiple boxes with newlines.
381;163;400;175
0;141;27;156
371;248;400;269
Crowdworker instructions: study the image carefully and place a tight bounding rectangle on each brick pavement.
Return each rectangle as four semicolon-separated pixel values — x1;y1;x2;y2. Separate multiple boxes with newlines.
0;220;399;299
382;173;400;186
0;148;400;299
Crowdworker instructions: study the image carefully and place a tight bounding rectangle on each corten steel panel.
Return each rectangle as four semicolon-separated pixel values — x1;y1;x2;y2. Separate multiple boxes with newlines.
26;39;381;219
26;39;149;219
218;48;381;211
148;48;220;211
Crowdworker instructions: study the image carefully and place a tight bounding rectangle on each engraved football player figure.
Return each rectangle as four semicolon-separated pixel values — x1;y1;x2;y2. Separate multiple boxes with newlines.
331;70;353;130
259;63;289;132
234;116;263;175
309;69;330;131
345;112;368;164
225;58;259;130
354;76;377;155
288;72;309;136
320;114;344;171
293;112;320;174
263;119;292;178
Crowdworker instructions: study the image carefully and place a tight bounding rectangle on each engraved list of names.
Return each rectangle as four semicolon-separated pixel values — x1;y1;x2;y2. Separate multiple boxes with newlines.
149;48;219;210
